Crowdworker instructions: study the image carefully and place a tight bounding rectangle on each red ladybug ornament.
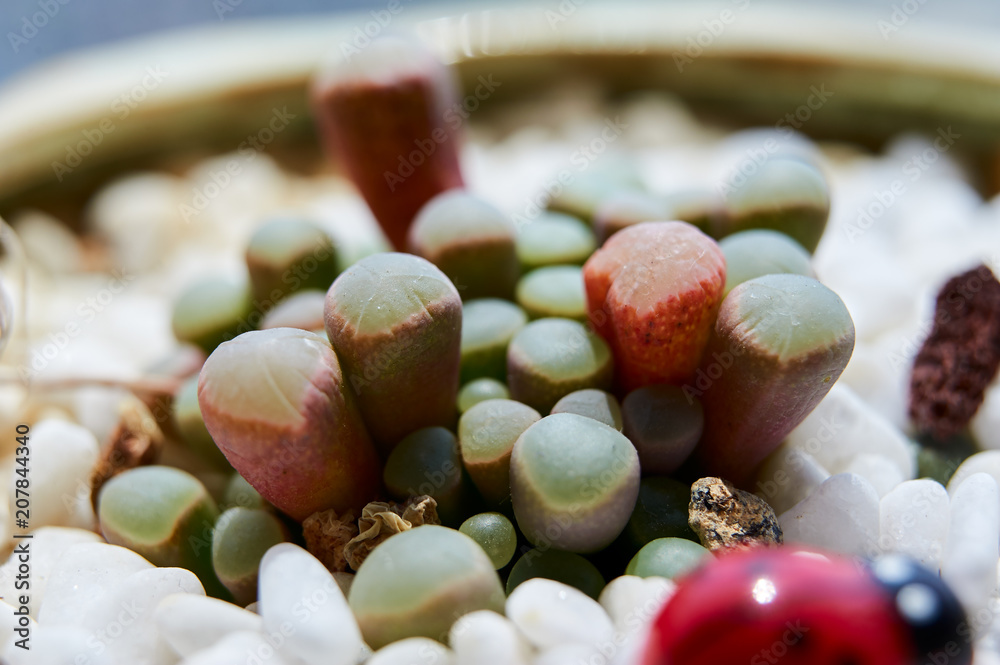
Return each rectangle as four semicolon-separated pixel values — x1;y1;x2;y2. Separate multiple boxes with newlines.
641;547;971;665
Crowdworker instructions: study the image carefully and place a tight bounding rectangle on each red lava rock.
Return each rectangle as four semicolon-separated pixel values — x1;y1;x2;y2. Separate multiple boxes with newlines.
909;264;1000;442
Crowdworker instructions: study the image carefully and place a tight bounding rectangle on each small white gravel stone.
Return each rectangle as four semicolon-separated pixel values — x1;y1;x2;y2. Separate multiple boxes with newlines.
449;610;531;665
532;643;601;665
878;479;949;570
154;593;263;658
943;473;1000;617
785;383;916;481
180;630;295;665
3;624;111;665
753;444;830;514
506;579;615;651
8;419;99;531
0;527;103;617
367;637;454;665
38;542;204;664
948;451;1000;497
843;453;905;498
258;543;365;665
598;575;675;637
971;381;1000;451
779;473;881;557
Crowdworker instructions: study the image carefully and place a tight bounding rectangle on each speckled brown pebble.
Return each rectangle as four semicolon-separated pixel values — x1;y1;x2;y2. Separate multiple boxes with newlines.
909;264;1000;442
688;477;782;550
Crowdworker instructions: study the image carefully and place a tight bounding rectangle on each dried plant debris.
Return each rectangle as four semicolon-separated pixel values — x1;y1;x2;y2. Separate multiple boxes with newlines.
688;477;783;551
910;264;1000;442
304;496;440;573
344;496;440;571
91;396;164;513
302;508;359;574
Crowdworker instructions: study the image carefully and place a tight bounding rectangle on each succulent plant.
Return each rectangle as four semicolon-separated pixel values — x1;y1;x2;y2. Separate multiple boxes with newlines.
550;388;623;430
661;187;720;234
457;398;541;506
171;275;254;353
624;477;700;554
245;218;340;306
457;378;510;413
348;525;505;649
382;427;470;526
506;548;605;599
625;537;710;579
592;191;670;243
460;298;528;384
510;413;640;553
507;318;613;414
516;213;596;270
718;229;814;297
692;273;855;486
459;512;517;569
311;35;464;250
173;375;230;469
621;384;704;475
97;465;229;598
324;252;462;452
546;161;644;223
259;289;327;332
716;157;830;253
408;190;520;300
197;327;381;521
516;265;588;322
212;506;287;605
583;221;726;392
220;473;266;511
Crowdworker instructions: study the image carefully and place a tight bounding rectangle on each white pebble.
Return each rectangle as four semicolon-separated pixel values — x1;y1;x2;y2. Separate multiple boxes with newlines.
878;479;949;570
949;451;1000;497
506;579;614;651
753;443;830;514
971;381;1000;451
367;637;454;665
943;473;1000;618
532;643;600;665
598;575;674;637
843;453;905;498
154;593;263;658
449;610;531;665
38;543;154;625
779;473;880;557
258;543;364;665
180;630;295;665
8;419;98;531
3;624;111;665
0;527;103;617
786;383;915;480
38;542;204;664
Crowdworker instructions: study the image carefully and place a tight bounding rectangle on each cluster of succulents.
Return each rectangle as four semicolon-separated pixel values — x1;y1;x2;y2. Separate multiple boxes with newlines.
82;33;989;665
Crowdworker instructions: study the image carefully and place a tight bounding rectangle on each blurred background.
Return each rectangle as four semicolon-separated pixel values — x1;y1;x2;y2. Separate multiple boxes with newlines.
3;0;1000;84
